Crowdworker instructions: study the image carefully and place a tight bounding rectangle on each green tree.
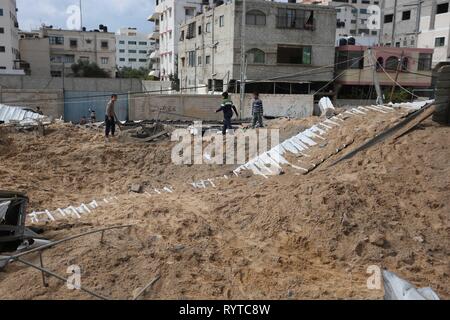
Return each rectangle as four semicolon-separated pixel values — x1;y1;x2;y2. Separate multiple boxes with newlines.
71;60;110;78
117;67;154;80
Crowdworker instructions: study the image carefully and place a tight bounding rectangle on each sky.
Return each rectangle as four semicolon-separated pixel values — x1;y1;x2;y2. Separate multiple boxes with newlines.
17;0;155;34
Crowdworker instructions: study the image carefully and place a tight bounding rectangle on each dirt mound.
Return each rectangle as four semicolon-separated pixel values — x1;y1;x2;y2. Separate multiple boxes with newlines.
0;114;448;300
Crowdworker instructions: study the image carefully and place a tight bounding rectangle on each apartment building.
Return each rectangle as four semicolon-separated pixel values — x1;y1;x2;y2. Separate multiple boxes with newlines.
18;31;51;76
417;1;450;66
0;0;23;74
116;27;154;70
300;0;381;46
178;0;336;94
335;45;434;98
148;0;211;81
380;0;424;48
36;26;117;78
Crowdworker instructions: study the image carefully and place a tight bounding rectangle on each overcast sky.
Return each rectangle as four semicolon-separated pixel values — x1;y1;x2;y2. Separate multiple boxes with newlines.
17;0;155;34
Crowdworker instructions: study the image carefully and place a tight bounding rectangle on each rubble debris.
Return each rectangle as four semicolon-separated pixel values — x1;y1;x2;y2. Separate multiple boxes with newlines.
130;184;143;194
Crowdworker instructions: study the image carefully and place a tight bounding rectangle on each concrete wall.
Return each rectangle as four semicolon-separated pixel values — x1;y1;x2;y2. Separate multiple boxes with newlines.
0;88;64;118
0;75;142;92
129;93;314;121
142;80;173;93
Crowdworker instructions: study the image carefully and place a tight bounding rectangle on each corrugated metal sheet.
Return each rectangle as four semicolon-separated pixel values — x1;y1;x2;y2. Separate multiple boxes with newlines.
0;104;45;123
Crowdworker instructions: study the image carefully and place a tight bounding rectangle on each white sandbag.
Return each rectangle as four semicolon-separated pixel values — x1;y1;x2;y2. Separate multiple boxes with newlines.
318;97;336;118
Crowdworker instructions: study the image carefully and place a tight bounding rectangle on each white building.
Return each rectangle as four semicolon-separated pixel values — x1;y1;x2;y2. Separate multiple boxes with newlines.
116;27;154;70
0;0;23;74
417;1;450;66
148;0;211;81
300;0;380;46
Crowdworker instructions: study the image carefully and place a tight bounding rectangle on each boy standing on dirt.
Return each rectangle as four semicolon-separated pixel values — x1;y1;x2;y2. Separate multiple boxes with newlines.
105;94;118;139
251;92;264;129
216;92;239;135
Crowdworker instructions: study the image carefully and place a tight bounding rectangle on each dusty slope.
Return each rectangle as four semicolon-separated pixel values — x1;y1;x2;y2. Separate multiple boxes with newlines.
0;114;448;300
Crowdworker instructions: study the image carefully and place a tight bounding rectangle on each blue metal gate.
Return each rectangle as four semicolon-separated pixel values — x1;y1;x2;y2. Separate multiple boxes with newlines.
64;91;128;123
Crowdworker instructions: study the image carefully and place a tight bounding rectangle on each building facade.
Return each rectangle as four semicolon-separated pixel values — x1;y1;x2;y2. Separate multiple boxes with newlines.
177;0;336;95
148;0;211;81
300;0;381;46
335;45;434;98
0;0;23;74
116;27;154;70
37;27;117;78
417;1;450;66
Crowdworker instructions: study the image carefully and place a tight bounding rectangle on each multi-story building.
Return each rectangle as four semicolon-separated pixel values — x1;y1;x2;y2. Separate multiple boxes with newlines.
300;0;381;46
417;1;449;67
335;45;434;98
36;26;117;78
116;27;154;70
178;0;336;95
0;0;23;74
148;0;211;81
380;0;423;48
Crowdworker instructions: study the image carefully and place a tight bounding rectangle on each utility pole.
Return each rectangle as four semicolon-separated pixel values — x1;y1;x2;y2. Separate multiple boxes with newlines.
368;48;384;105
239;0;246;120
79;0;83;30
211;3;215;93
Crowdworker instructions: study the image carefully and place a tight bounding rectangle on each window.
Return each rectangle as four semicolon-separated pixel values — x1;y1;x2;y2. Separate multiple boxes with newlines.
402;10;411;20
101;57;109;64
384;14;393;23
205;55;211;65
129;50;137;53
187;22;196;39
185;8;195;17
418;53;432;71
180;30;185;41
119;40;125;45
198;25;202;35
247;48;265;64
336;50;364;69
129;58;137;62
198;56;202;65
277;46;311;65
277;9;314;30
101;41;109;49
119;58;125;62
139;50;147;54
385;56;399;70
247;10;266;26
206;22;211;33
219;15;225;27
119;49;125;53
0;9;3;16
139;41;147;45
70;39;78;47
188;50;196;67
0;46;5;53
436;3;449;14
0;28;4;34
139;59;147;62
49;36;64;45
128;41;137;45
435;37;446;47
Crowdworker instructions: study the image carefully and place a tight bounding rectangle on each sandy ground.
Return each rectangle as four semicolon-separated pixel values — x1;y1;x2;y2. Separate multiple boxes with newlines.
0;109;449;300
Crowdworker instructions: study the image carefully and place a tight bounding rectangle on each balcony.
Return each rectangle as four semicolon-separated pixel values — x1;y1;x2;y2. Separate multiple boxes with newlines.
147;12;160;22
149;29;160;40
149;50;160;60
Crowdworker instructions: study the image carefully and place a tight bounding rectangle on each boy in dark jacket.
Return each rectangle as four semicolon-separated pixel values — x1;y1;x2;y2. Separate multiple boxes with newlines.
216;92;239;135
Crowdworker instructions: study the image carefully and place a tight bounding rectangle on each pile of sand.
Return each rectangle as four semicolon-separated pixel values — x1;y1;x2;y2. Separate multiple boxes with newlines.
0;112;448;300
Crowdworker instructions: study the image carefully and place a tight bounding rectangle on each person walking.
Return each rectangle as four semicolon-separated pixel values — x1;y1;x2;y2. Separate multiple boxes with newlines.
216;92;239;135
